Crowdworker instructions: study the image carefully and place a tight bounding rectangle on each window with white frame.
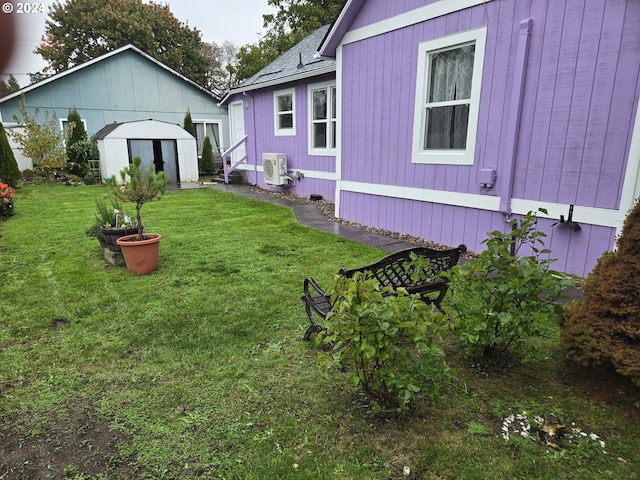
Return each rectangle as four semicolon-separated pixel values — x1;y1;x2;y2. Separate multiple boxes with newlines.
308;81;337;155
412;27;486;165
193;120;222;157
60;118;87;133
274;88;296;136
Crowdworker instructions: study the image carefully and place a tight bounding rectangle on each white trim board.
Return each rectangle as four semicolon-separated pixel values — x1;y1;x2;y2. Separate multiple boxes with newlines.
341;0;495;47
339;181;624;230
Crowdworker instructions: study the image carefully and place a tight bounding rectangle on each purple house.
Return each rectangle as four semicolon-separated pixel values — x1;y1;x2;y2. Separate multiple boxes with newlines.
223;0;640;278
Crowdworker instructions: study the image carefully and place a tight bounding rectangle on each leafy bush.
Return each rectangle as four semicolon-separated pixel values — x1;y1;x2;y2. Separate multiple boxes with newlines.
65;139;99;177
559;199;640;386
318;271;452;413
445;210;575;359
0;181;16;218
10;95;70;170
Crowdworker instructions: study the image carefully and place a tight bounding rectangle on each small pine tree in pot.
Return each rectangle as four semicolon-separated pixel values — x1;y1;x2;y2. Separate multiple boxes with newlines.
106;157;168;274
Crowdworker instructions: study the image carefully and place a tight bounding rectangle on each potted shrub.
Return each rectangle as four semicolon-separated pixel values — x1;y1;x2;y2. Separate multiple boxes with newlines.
85;197;138;252
107;156;168;274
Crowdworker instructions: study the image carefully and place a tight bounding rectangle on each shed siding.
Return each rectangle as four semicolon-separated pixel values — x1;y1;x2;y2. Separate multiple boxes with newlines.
338;0;640;276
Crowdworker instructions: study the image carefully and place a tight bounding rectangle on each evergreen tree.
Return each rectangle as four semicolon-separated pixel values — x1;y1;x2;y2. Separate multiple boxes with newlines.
0;123;21;188
200;136;215;174
0;74;20;97
559;198;640;386
66;108;87;162
183;110;195;137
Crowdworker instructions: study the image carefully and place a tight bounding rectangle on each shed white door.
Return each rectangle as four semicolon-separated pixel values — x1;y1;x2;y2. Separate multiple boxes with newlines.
128;139;179;183
229;101;246;164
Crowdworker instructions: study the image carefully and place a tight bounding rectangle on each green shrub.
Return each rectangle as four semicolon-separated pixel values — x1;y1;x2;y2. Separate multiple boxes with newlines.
445;210;575;360
66;139;98;177
559;199;640;386
183;110;195;137
0;123;21;188
200;136;215;174
318;271;452;413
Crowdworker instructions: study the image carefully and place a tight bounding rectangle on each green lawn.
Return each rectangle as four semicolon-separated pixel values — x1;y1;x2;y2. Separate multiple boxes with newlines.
1;184;639;479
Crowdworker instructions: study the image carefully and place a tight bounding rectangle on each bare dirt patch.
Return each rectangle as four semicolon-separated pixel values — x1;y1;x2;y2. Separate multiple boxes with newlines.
0;407;136;479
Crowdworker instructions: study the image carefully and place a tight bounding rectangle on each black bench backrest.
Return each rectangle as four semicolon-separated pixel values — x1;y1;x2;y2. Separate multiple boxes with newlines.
338;245;467;292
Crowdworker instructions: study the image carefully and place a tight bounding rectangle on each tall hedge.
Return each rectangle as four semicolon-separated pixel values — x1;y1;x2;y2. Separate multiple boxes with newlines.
559;199;640;386
0;123;21;187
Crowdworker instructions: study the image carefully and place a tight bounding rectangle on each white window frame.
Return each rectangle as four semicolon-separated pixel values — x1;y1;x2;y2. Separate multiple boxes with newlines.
412;27;486;165
193;120;223;157
60;117;87;133
308;80;337;156
274;88;296;136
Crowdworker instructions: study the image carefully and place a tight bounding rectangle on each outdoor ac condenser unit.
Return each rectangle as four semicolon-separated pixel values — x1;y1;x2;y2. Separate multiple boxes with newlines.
262;153;288;185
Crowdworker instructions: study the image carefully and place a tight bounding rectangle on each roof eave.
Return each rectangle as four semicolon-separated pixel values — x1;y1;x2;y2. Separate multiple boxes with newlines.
0;44;220;105
318;0;366;57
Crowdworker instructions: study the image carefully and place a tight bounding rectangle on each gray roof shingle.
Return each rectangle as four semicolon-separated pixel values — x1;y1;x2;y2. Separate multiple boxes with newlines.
227;24;335;95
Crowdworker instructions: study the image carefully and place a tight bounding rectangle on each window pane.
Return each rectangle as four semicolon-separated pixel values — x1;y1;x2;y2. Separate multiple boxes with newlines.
279;113;293;129
313;123;327;148
331;87;336;119
428;44;475;103
331;120;336;149
313;90;327;120
194;123;205;155
424;105;470;149
278;94;293;112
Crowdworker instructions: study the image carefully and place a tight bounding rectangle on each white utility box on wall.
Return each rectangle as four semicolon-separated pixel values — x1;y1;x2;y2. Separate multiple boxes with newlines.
262;153;288;185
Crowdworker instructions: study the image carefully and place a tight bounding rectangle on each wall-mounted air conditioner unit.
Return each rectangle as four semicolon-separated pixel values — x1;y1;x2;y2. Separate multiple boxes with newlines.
262;153;288;185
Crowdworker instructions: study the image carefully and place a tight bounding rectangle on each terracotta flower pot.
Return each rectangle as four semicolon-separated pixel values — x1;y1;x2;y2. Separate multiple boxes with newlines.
116;233;162;275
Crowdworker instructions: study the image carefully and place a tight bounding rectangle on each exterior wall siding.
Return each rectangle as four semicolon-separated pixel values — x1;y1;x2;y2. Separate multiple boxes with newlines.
337;0;640;277
0;50;229;147
228;72;338;200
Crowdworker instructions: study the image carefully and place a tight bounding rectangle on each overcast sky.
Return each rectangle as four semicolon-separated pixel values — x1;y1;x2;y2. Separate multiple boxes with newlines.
3;0;276;85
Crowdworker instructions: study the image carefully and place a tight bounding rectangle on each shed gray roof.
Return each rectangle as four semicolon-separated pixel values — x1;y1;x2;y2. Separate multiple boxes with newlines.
94;122;122;139
222;24;335;101
94;118;184;139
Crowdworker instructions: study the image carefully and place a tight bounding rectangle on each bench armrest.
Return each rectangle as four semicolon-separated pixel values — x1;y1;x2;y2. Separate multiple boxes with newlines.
303;277;327;299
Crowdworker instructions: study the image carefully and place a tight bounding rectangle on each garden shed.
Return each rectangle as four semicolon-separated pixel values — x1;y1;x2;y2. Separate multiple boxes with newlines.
95;119;198;184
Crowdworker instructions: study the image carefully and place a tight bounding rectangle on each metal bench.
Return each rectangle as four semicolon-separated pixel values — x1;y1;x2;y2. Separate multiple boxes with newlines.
301;244;467;341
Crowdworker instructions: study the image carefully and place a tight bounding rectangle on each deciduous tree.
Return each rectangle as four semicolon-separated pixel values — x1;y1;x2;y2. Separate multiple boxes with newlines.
10;96;70;171
202;40;238;99
37;0;208;86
